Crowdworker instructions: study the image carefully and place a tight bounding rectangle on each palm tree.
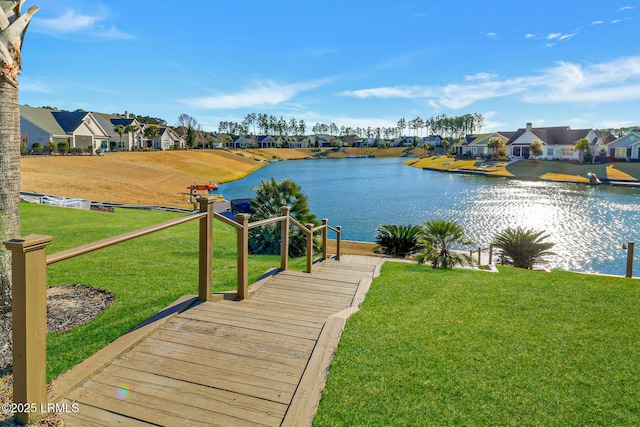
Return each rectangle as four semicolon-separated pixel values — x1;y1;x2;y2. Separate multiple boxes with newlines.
0;1;38;310
574;137;591;164
144;126;160;149
415;219;474;269
375;224;423;258
113;124;125;149
492;226;555;269
249;178;319;257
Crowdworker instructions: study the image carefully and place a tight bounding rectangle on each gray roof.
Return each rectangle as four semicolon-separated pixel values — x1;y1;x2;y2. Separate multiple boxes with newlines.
20;105;65;135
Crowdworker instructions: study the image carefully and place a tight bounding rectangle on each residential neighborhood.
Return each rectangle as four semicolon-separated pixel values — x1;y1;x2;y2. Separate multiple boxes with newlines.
18;106;639;164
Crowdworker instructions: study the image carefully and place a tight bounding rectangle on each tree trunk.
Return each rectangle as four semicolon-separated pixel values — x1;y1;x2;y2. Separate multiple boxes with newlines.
0;79;21;312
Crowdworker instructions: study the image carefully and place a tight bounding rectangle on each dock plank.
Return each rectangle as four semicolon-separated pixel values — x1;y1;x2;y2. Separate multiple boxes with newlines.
56;257;384;426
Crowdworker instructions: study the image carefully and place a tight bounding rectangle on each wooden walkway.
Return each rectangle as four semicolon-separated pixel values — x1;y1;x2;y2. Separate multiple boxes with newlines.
52;256;382;426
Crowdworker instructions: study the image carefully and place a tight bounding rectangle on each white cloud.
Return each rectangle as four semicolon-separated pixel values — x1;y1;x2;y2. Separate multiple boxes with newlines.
617;6;634;12
546;32;577;42
340;56;640;108
184;79;331;109
590;20;604;25
600;120;634;128
525;33;535;39
32;7;134;39
485;32;498;39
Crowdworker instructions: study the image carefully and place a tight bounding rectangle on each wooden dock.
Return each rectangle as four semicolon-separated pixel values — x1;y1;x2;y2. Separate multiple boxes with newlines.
52;256;382;426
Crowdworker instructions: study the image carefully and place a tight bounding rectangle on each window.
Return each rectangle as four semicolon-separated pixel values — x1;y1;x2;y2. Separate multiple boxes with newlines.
513;147;521;157
562;148;575;157
472;147;478;154
547;148;554;156
615;148;627;157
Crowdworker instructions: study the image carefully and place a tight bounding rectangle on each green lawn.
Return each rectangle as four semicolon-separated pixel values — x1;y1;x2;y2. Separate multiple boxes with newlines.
315;263;640;426
19;203;304;381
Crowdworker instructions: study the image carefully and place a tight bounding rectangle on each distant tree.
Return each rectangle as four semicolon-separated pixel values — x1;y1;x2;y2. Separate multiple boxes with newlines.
574;137;591;164
530;140;543;161
415;219;474;269
113;124;125;149
144;126;160;149
487;138;504;160
492;226;555;269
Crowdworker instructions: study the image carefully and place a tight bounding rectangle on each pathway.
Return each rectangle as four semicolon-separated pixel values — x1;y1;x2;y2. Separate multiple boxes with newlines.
51;256;383;426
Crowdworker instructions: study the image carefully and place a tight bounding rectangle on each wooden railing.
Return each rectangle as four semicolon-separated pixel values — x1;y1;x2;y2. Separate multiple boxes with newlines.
4;198;341;423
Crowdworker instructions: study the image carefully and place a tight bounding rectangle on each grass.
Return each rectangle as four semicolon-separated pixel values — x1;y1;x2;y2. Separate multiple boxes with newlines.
314;262;640;426
19;202;305;381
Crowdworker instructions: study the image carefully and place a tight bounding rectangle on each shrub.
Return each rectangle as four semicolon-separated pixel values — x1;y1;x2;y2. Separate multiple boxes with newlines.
31;142;43;154
57;141;69;155
492;226;555;269
375;224;422;258
249;178;319;257
415;219;474;269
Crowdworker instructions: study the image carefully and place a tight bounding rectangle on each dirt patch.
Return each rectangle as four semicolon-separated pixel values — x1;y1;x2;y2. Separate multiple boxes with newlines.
0;285;113;426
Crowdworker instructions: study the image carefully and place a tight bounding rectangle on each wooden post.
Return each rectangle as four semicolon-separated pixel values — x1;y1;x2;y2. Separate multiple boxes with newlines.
336;226;342;261
235;214;250;298
306;223;314;273
321;219;328;260
489;244;493;265
4;235;52;425
197;197;214;302
626;242;635;278
280;206;291;271
477;246;481;265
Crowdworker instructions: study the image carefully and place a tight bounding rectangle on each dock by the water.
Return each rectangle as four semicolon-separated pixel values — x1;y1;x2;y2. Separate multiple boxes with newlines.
51;256;383;426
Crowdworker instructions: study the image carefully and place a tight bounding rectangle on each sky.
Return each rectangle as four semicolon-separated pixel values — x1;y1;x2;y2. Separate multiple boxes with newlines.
17;0;640;134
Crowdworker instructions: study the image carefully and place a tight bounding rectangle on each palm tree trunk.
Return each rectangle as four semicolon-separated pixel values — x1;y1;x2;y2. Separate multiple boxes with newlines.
0;78;21;312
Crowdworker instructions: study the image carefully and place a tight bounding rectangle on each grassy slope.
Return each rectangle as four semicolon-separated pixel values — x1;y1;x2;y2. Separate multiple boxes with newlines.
20;203;304;381
315;263;640;426
20;148;422;209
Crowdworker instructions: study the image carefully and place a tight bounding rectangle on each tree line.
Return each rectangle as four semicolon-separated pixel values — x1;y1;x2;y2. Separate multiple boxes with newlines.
217;112;485;139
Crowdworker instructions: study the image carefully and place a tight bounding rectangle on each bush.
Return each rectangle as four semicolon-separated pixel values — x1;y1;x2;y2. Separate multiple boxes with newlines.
57;141;69;155
31;142;43;154
375;224;422;258
415;219;474;269
249;178;319;257
492;226;555;269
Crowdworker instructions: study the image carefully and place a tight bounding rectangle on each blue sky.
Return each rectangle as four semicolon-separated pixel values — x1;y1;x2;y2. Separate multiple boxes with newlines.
18;0;640;133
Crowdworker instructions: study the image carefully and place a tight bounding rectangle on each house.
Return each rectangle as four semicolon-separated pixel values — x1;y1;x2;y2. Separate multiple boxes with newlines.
460;132;513;157
257;135;278;148
20;105;110;153
94;112;142;151
507;123;599;160
419;135;444;147
310;135;332;147
341;135;363;147
606;132;640;160
289;137;309;149
227;135;254;149
391;136;414;147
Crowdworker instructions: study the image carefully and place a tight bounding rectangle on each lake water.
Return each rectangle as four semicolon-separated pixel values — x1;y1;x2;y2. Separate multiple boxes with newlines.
217;157;640;276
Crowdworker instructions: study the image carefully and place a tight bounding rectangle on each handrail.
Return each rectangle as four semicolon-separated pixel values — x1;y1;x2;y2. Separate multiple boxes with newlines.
289;216;311;235
213;211;242;229
47;212;207;265
247;215;285;230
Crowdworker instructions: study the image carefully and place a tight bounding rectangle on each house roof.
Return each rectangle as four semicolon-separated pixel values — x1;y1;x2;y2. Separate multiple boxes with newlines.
20;105;66;135
507;126;592;146
51;111;90;133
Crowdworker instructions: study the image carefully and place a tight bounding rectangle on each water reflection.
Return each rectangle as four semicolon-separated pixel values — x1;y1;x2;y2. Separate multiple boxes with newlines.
217;158;640;276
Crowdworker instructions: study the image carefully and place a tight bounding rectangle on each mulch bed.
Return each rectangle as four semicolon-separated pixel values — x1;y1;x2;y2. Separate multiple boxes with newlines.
1;285;113;426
